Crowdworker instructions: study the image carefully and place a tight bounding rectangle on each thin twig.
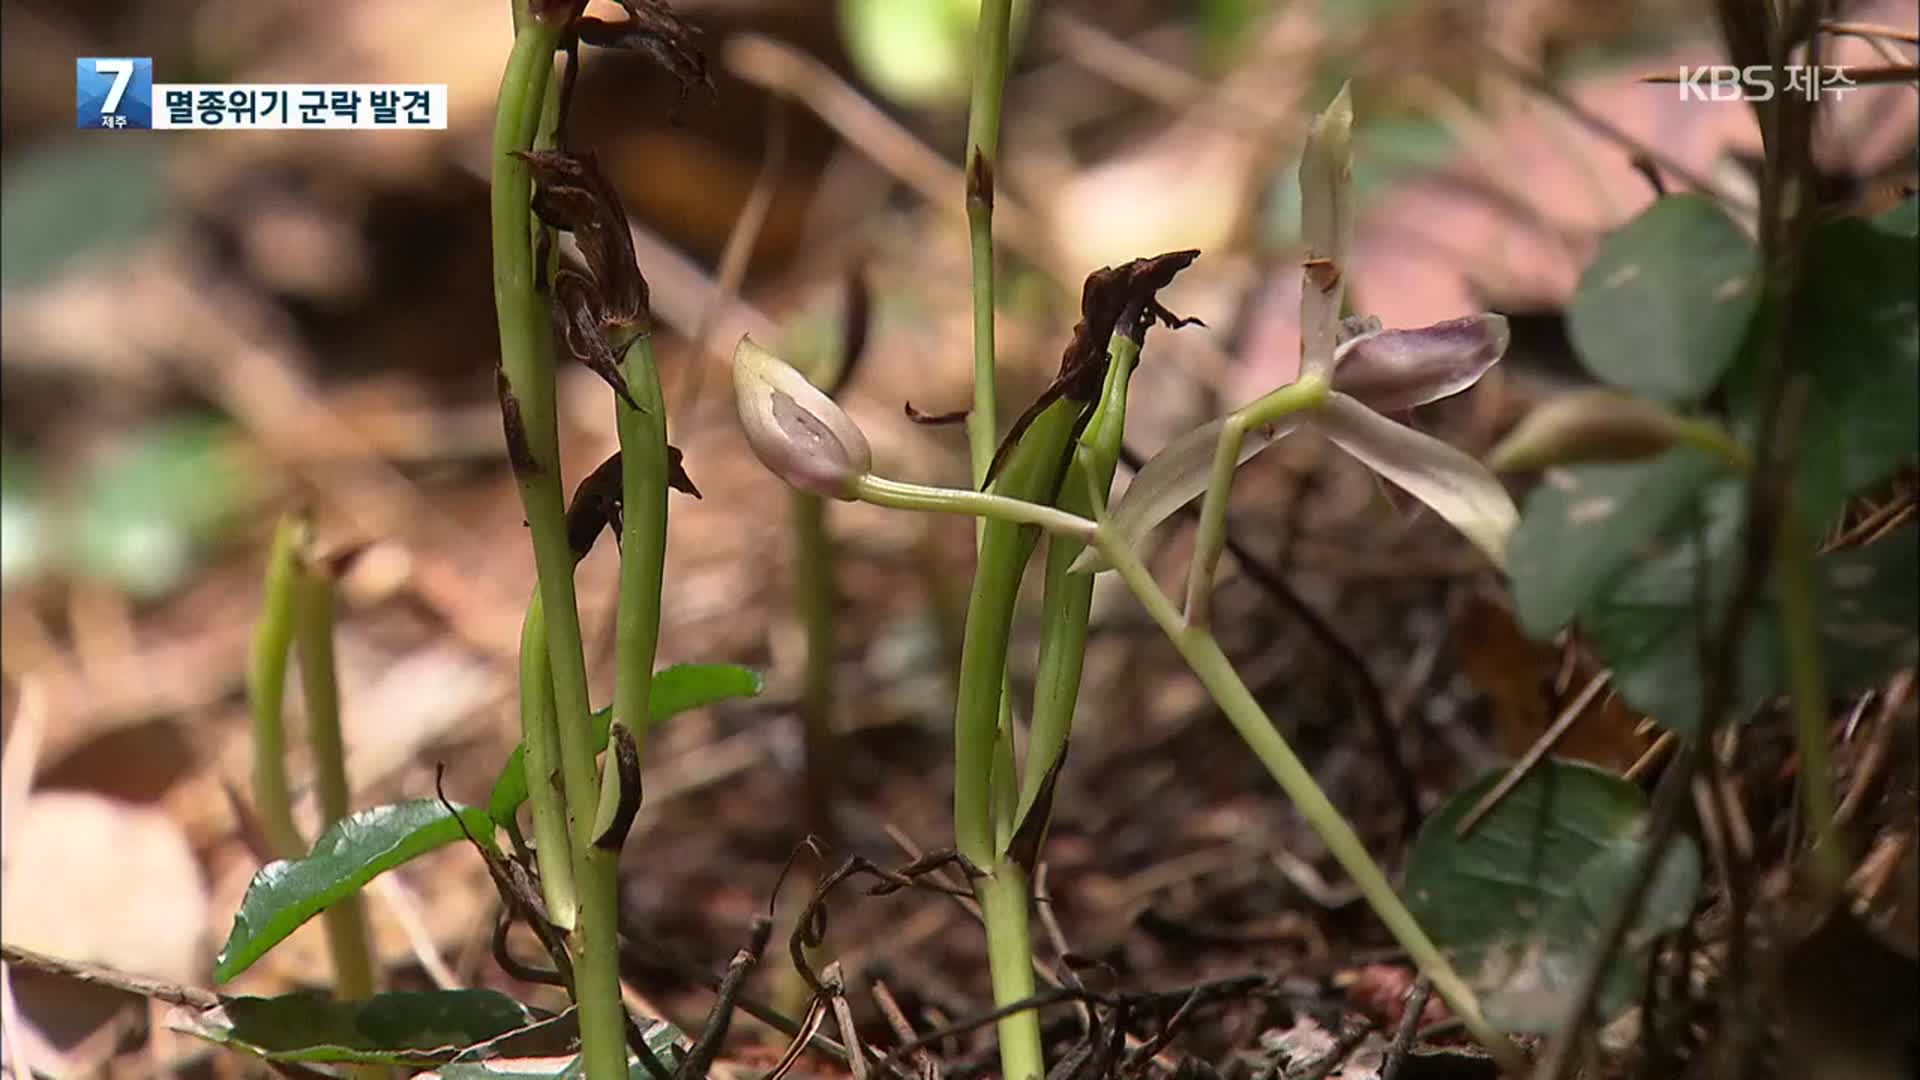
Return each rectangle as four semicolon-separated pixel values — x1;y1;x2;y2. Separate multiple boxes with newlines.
1379;977;1433;1080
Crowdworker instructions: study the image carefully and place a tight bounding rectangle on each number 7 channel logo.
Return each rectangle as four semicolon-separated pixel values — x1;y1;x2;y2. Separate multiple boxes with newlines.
77;57;154;129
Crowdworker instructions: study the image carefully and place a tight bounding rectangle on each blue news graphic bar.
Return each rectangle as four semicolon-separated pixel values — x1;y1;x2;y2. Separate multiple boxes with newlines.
78;57;450;131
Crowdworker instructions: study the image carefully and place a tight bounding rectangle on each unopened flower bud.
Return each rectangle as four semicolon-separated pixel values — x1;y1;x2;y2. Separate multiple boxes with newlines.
733;336;872;498
1331;313;1510;412
1486;389;1691;472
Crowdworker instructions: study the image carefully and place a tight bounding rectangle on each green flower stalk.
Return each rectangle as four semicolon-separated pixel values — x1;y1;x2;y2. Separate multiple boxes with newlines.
249;515;309;863
293;554;378;1005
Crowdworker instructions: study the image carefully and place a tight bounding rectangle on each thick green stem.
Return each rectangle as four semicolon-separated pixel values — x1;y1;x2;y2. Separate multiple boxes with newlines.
1183;375;1330;627
248;516;307;862
518;593;579;929
977;863;1044;1079
293;564;378;1005
1773;497;1847;896
1018;333;1139;822
791;490;840;839
1093;529;1526;1075
493;9;627;1080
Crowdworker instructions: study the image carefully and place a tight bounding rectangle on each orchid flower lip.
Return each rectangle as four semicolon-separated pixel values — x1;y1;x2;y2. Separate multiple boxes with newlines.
1329;312;1511;412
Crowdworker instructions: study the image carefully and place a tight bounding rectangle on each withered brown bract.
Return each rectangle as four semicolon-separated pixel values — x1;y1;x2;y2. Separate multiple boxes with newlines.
980;249;1204;489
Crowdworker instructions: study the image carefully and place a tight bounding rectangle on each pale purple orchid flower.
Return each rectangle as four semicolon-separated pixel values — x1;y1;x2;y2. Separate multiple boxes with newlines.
1076;84;1519;573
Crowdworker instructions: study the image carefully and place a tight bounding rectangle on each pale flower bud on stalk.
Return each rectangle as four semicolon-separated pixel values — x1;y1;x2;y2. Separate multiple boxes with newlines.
732;336;873;499
1486;388;1695;472
1332;314;1511;412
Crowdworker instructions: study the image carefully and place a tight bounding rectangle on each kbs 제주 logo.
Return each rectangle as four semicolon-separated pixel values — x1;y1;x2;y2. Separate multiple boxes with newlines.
76;56;448;131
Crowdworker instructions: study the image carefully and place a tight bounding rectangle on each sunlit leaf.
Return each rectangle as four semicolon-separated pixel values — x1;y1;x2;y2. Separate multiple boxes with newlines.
489;663;764;827
214;800;494;983
1405;760;1703;1033
1568;194;1760;404
1314;393;1517;568
1070;413;1302;573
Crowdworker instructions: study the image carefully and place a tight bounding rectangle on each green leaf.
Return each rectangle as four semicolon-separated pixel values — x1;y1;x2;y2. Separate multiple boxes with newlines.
1817;524;1919;692
1507;448;1721;639
174;990;564;1067
214;800;494;983
1783;217;1919;528
1405;760;1703;1034
1580;475;1781;734
1568;194;1761;403
488;663;763;826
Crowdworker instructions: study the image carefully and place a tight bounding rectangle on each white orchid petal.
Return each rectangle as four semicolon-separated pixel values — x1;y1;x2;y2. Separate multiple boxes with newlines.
1071;413;1304;573
1317;393;1518;567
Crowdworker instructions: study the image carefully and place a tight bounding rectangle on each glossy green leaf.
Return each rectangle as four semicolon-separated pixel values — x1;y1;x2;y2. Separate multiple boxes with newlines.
1405;760;1703;1034
174;990;564;1067
1507;448;1721;640
1569;194;1761;403
488;663;763;826
214;800;494;983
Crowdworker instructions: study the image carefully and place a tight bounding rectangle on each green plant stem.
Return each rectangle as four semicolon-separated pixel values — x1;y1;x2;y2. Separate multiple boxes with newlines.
1772;497;1847;897
847;467;1524;1071
852;473;1096;542
493;9;628;1080
1093;528;1526;1074
519;592;579;930
977;861;1043;1077
293;564;378;1006
963;0;1016;487
1183;375;1329;628
791;489;839;839
563;336;671;1080
1017;332;1139;823
248;516;308;862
